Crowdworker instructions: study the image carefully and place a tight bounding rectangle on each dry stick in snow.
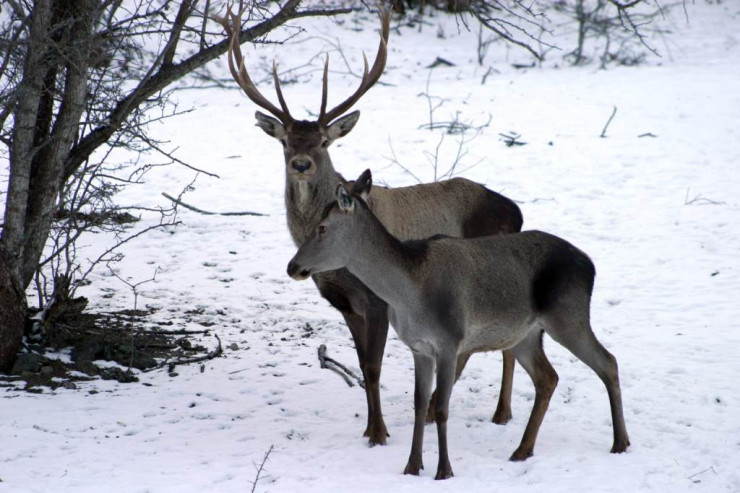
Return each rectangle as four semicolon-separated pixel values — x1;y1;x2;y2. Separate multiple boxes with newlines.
143;333;223;372
161;192;267;216
684;188;725;206
317;344;365;388
250;445;275;493
499;132;526;146
687;466;717;484
600;106;618;138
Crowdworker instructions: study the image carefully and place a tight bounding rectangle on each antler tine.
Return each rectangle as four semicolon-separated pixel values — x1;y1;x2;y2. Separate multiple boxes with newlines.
318;6;392;126
319;55;330;120
217;3;293;123
271;60;293;121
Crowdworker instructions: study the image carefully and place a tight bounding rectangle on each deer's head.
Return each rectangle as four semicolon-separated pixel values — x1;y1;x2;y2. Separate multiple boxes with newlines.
287;169;373;280
216;6;391;183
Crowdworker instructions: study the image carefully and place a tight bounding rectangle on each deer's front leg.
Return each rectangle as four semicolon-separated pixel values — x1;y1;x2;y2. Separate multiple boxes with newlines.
404;351;435;476
433;353;457;480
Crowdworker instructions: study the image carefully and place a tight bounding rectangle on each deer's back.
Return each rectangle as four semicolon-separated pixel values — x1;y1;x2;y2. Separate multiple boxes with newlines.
367;177;522;241
406;231;595;350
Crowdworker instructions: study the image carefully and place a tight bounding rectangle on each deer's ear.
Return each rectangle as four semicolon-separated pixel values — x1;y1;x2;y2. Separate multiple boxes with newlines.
353;169;372;200
326;111;360;142
336;185;355;213
255;111;287;139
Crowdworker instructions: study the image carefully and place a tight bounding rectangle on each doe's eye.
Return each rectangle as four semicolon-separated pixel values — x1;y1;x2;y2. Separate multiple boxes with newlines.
318;225;327;236
320;139;330;149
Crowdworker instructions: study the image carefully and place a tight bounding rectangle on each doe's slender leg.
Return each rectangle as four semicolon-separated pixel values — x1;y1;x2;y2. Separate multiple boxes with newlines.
433;353;457;480
404;352;435;476
509;330;558;462
492;349;515;424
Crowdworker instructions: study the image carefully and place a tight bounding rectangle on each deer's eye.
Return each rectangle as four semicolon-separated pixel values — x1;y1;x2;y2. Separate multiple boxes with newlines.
318;225;327;236
320;139;330;149
279;139;287;148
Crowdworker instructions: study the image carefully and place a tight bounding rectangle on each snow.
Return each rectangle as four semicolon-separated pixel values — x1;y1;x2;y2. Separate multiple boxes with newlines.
2;2;740;492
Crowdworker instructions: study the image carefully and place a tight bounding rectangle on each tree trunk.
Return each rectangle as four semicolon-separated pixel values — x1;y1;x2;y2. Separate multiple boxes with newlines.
0;250;24;373
0;0;93;370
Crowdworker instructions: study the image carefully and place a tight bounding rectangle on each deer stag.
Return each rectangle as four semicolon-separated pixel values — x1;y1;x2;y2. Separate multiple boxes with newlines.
215;6;522;445
287;170;630;479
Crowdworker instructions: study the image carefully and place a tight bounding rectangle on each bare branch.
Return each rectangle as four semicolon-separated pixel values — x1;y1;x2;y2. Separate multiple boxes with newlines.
318;344;365;388
600;106;618;138
161;192;267;217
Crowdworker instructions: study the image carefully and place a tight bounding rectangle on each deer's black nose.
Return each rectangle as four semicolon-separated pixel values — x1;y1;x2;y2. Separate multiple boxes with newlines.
287;261;311;280
291;159;312;173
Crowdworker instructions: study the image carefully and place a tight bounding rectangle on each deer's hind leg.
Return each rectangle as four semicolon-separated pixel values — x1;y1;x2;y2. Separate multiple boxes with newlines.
492;349;515;424
542;306;630;454
509;329;559;462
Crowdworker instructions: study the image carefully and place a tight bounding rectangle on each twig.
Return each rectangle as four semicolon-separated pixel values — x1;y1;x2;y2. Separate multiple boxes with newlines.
481;66;497;85
250;445;275;493
687;465;716;483
600;106;618;138
107;266;159;311
317;344;365;388
145;328;211;336
499;132;526;147
684;188;725;206
162;192;267;216
426;57;454;68
383;138;423;184
143;334;223;372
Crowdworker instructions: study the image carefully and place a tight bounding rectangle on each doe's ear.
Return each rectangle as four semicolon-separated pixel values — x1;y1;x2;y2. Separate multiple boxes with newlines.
325;111;360;142
255;111;287;139
336;185;355;213
353;169;372;201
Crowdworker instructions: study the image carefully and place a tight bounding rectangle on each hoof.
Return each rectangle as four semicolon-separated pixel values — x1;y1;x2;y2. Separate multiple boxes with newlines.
364;425;390;446
404;462;423;476
509;447;533;462
610;437;630;454
491;409;512;425
435;467;454;480
367;434;388;447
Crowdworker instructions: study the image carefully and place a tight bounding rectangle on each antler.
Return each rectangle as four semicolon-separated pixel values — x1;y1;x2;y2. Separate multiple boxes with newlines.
214;4;293;124
318;6;392;126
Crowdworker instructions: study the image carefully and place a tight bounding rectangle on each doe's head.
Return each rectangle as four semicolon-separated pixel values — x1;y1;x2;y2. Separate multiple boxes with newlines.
287;169;373;280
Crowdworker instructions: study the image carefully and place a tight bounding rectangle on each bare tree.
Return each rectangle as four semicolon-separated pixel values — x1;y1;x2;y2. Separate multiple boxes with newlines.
394;0;663;63
0;0;351;371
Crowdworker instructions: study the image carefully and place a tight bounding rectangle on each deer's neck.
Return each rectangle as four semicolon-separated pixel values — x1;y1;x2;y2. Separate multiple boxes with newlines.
285;171;342;246
345;205;424;311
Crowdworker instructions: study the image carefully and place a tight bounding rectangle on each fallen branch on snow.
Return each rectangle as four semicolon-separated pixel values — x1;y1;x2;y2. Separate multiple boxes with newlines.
250;444;275;493
162;192;267;216
143;333;223;373
600;106;618;138
317;344;365;388
684;188;725;206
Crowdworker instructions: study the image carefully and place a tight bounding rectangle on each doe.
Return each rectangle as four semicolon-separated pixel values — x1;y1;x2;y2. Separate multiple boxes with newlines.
287;170;630;480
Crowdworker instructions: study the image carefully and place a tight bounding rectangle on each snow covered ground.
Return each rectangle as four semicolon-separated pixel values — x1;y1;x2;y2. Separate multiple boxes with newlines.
2;2;739;492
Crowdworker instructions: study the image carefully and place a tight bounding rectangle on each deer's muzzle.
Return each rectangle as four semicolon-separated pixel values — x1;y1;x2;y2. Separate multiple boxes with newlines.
290;157;313;175
287;260;311;280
